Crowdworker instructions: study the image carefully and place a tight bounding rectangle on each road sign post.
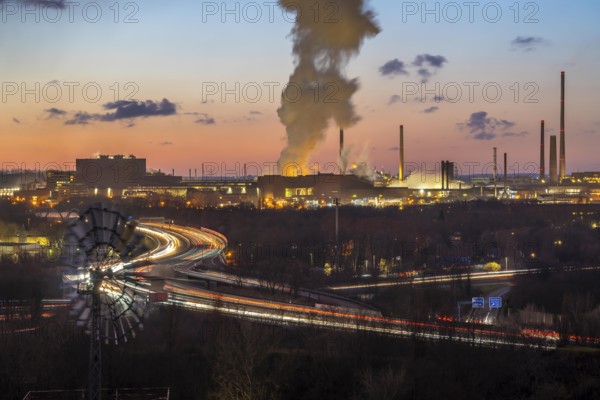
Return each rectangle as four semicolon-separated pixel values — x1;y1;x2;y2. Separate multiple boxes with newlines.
457;300;471;322
472;297;485;308
489;297;503;308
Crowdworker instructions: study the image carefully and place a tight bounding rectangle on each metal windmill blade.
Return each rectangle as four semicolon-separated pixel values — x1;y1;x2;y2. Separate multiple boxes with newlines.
72;275;148;345
61;203;151;400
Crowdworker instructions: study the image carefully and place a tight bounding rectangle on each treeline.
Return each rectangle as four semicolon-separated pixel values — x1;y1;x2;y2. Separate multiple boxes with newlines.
124;200;600;279
509;270;600;341
3;307;600;399
370;278;474;320
5;199;600;277
0;261;62;301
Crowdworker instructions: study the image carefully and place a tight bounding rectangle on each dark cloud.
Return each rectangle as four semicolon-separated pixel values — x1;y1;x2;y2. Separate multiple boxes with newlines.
65;112;94;126
388;95;402;105
412;54;448;83
160;141;173;146
195;113;216;125
423;106;439;114
458;111;524;141
502;131;529;137
417;68;432;82
587;123;600;134
473;131;496;141
413;95;445;103
388;146;400;152
99;99;177;121
12;117;21;124
0;0;65;7
65;99;177;126
413;54;447;68
243;110;263;122
379;59;409;77
186;110;220;123
45;108;67;119
511;36;545;51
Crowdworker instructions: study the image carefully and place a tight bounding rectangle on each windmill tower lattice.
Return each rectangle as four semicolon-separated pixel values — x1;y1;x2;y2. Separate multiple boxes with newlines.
63;203;149;400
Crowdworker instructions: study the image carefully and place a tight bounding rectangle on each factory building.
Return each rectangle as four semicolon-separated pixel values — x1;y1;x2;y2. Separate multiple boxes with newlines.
257;174;389;205
76;155;146;190
572;173;600;184
8;71;600;208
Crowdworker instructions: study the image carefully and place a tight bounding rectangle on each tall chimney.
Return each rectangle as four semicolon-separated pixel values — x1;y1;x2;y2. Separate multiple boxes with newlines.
339;128;345;174
540;120;545;181
550;135;558;183
446;160;452;190
399;125;405;182
441;161;446;190
339;128;344;158
559;71;566;180
493;147;498;198
503;152;508;197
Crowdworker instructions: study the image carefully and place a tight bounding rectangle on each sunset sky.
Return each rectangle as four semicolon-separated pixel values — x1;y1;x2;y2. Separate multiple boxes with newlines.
1;0;600;176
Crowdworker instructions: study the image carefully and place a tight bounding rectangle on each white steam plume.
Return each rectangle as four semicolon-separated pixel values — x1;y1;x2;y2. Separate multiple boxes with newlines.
277;0;380;176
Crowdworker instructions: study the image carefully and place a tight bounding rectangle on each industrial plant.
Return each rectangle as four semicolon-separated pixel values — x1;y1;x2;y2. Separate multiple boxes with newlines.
6;0;600;398
1;72;598;208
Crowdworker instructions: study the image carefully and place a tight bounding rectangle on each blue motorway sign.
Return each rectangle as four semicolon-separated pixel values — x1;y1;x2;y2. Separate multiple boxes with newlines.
472;297;485;308
489;297;503;308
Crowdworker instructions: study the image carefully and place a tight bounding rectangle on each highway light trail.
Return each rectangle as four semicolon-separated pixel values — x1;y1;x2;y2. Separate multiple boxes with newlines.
109;223;600;350
165;285;556;350
136;225;183;261
327;266;600;291
160;283;563;350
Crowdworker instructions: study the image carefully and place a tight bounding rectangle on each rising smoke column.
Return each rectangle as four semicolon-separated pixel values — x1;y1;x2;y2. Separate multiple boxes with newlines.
277;0;380;176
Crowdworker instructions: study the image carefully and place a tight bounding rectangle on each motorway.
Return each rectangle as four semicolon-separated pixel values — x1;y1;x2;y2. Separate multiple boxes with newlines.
329;270;534;292
133;223;599;350
327;266;600;292
138;223;376;311
469;285;512;325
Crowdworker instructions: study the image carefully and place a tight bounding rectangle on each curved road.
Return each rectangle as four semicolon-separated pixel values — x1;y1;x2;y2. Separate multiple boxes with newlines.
133;222;600;350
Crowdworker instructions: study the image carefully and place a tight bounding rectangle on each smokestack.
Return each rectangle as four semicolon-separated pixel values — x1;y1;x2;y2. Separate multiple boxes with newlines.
493;147;498;198
277;1;380;175
172;168;175;176
339;128;346;175
446;161;452;190
559;71;566;180
550;135;558;183
504;152;508;198
399;125;405;181
189;169;192;178
339;128;344;157
441;161;446;190
540;120;545;181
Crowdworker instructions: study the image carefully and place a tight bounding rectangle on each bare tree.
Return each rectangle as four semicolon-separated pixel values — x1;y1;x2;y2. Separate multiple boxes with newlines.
211;320;281;400
355;366;408;400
